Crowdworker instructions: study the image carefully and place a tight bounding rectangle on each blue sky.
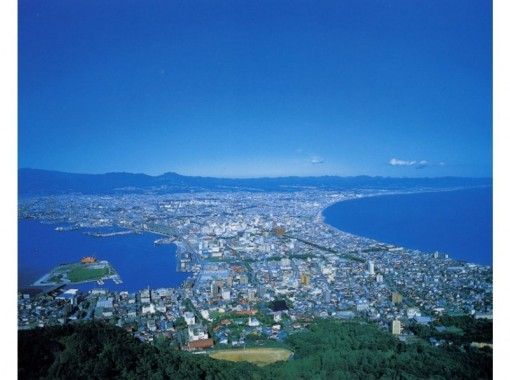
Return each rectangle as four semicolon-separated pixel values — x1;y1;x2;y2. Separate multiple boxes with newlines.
19;0;492;178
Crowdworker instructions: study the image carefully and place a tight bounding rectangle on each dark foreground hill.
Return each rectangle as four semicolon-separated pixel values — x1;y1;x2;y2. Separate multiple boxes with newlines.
19;168;492;195
18;319;492;379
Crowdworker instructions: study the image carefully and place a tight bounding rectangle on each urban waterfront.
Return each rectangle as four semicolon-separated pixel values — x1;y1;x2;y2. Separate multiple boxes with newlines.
16;185;493;377
19;187;493;295
323;187;493;266
15;0;495;376
18;219;190;292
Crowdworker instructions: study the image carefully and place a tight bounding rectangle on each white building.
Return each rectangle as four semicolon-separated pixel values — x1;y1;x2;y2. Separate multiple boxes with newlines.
392;320;402;335
56;289;79;306
141;304;155;315
407;307;421;319
200;309;211;321
221;289;231;301
188;324;209;342
140;289;151;304
368;260;375;275
155;304;167;313
184;312;196;326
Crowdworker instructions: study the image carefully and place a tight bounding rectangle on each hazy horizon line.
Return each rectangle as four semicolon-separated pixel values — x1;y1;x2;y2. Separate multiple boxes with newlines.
19;167;493;181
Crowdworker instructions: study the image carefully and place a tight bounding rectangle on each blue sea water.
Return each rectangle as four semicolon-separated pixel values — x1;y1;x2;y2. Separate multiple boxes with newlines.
323;187;492;266
18;220;191;292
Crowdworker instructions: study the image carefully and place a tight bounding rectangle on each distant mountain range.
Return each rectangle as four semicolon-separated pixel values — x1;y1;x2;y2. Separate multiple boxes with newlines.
18;168;492;196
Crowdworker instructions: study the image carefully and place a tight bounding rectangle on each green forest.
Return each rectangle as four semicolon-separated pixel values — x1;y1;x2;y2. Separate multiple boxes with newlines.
18;319;492;379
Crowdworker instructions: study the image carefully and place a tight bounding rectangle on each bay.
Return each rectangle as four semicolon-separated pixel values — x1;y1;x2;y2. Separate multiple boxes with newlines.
18;219;190;292
323;187;493;266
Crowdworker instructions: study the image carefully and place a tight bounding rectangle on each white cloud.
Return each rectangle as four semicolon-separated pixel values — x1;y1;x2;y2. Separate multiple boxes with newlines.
389;158;416;166
310;156;324;165
389;158;430;168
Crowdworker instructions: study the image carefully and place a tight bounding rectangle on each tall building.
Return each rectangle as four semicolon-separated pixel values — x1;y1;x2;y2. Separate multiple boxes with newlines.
221;289;231;301
391;320;402;335
368;260;375;275
257;284;265;298
247;288;257;302
211;280;223;297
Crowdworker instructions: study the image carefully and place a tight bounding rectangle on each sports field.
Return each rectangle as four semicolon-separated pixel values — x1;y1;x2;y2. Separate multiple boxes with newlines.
209;347;292;366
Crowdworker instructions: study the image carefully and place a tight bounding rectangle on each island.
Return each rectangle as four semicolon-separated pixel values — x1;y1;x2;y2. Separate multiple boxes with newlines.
32;257;122;286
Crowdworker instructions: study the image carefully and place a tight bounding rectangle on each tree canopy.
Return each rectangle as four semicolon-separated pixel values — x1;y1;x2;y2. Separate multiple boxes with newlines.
18;319;492;379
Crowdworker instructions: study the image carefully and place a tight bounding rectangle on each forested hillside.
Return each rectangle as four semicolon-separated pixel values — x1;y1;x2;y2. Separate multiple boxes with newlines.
18;319;491;379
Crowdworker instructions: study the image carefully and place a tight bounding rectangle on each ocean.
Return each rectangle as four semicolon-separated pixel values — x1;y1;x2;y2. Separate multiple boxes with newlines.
323;187;492;266
18;219;191;292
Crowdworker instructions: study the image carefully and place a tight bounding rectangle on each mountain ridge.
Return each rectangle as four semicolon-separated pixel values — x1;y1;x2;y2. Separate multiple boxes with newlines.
18;168;492;195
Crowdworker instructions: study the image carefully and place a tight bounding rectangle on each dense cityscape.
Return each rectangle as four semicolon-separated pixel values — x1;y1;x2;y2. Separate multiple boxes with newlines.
18;189;493;352
14;0;495;377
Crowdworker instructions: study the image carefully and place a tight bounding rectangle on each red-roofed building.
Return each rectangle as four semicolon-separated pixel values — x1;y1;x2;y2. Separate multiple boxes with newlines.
187;338;214;351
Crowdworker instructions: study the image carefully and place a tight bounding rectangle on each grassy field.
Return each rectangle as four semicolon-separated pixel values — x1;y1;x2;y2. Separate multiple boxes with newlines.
67;265;110;282
209;347;293;366
33;261;117;286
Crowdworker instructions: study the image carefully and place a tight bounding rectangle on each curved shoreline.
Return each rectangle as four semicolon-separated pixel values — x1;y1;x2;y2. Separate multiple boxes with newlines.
319;187;492;266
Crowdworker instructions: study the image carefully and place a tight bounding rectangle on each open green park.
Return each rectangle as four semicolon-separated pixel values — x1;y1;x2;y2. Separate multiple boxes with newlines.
33;261;117;286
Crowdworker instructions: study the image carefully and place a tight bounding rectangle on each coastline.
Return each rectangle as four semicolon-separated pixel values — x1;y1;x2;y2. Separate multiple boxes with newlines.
18;219;191;292
319;186;493;267
317;185;490;224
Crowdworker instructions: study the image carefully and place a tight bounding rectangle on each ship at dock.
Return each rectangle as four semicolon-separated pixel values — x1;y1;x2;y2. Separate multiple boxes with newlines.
154;237;175;245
